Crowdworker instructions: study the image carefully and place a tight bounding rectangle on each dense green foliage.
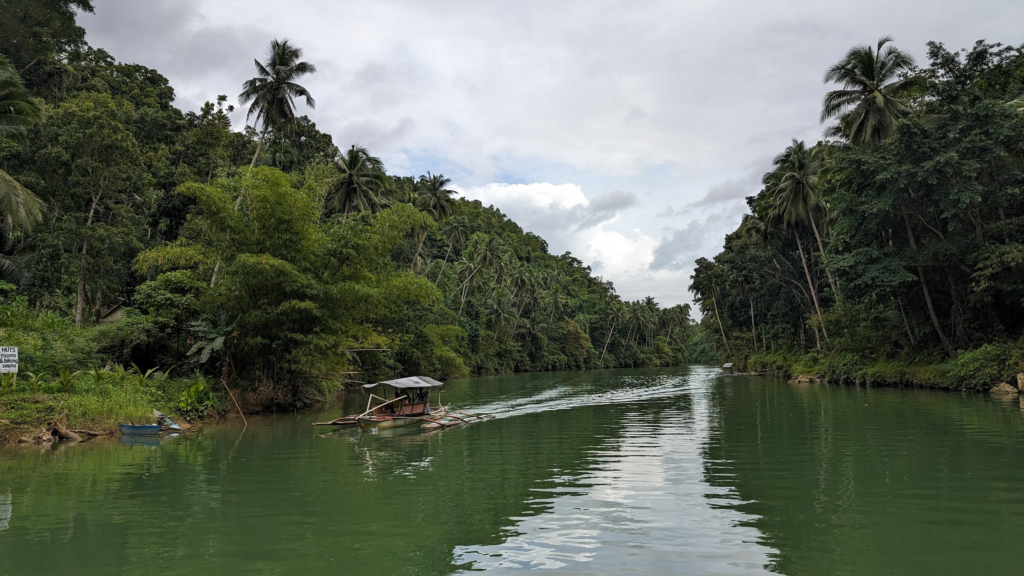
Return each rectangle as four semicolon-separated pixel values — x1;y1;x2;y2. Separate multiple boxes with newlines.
0;2;699;423
692;38;1024;390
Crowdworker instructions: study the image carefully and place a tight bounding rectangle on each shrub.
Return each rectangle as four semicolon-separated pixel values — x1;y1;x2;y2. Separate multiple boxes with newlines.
177;376;216;420
947;343;1012;391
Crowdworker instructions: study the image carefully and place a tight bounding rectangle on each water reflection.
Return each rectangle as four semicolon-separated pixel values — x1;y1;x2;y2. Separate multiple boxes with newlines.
703;376;1024;576
0;492;10;532
453;369;773;574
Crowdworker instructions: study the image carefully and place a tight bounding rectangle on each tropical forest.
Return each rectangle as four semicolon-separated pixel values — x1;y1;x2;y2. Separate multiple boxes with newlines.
0;1;699;440
691;37;1024;391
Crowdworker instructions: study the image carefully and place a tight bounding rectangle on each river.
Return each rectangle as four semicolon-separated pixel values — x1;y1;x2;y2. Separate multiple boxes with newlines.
2;366;1024;575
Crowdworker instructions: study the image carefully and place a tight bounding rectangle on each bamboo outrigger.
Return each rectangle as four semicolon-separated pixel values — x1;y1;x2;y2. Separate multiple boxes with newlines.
313;376;493;430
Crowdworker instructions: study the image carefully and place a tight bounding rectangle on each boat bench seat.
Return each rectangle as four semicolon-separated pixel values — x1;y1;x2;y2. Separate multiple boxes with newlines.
394;402;429;415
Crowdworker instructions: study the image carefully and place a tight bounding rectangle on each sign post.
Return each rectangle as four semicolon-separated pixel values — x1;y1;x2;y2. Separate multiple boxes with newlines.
0;347;18;374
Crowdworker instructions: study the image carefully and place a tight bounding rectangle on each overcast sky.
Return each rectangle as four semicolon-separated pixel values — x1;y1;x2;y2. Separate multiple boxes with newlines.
81;0;1023;306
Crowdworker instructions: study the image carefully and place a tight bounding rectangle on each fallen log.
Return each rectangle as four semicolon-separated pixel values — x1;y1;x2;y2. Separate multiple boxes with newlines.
70;429;109;436
55;427;82;442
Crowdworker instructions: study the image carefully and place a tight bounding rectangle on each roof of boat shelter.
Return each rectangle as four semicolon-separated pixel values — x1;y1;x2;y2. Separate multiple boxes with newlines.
363;376;445;390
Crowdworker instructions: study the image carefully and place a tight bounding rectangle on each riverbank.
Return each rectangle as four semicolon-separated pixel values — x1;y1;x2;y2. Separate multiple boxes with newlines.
733;342;1024;393
0;391;170;446
0;368;220;445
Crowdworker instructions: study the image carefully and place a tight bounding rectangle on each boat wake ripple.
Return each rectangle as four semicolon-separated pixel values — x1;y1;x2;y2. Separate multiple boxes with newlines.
462;368;718;421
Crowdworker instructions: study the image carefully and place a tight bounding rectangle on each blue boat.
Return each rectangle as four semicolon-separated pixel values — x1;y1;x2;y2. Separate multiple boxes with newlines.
119;424;161;436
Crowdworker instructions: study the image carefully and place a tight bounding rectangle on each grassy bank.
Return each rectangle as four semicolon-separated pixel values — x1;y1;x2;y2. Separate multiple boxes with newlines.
732;340;1024;392
0;294;227;444
0;369;219;444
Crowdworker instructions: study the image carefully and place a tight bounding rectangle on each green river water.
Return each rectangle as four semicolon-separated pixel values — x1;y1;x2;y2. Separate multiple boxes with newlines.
2;366;1024;575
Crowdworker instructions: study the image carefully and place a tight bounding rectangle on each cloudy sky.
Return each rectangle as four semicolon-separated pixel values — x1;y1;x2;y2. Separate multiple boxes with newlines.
81;0;1023;306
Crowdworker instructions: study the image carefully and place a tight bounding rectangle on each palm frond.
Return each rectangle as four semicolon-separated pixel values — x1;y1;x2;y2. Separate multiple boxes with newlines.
0;169;45;232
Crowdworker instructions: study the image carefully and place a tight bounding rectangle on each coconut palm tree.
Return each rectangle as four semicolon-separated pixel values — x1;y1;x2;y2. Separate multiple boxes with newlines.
415;172;456;223
689;258;732;354
486;291;516;342
763;140;839;299
433;217;464;285
821;36;916;146
239;39;316;167
409;172;456;270
264;141;299;171
326;145;390;215
0;55;45;233
600;303;627;366
762;199;826;344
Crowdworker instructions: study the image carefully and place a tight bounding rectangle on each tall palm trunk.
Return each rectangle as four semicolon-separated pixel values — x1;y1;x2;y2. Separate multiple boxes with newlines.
809;216;840;300
901;197;956;358
794;231;828;341
456;267;479;317
711;292;731;354
749;296;758;354
599;320;616;367
249;127;267;168
433;237;455;285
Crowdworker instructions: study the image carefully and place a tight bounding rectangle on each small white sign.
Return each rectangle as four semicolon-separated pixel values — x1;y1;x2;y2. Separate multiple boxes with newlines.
0;347;17;373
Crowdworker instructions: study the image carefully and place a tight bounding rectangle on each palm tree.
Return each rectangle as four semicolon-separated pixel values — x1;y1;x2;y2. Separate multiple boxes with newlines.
763;140;839;299
264;141;299;171
762;197;827;345
0;55;45;233
689;258;732;354
821;36;916;146
641;296;660;346
486;291;516;342
410;172;456;271
415;172;456;222
600;303;627;367
326;145;390;215
663;304;692;345
454;245;482;316
390;177;420;206
239;39;317;168
433;218;464;285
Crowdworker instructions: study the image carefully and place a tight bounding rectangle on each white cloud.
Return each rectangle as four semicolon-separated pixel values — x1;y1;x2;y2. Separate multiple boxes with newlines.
651;205;749;272
456;183;680;301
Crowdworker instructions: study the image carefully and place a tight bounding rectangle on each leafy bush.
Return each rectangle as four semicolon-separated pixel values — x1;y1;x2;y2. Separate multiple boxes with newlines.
0;296;103;374
819;353;864;384
177;377;216;420
947;343;1012;391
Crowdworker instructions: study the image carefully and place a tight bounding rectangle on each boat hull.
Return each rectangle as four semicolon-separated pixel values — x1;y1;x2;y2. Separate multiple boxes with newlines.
360;407;448;428
119;424;161;436
314;407;449;429
359;416;421;429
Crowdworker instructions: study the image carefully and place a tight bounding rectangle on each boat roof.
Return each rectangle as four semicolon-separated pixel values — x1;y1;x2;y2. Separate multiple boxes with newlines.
362;376;445;390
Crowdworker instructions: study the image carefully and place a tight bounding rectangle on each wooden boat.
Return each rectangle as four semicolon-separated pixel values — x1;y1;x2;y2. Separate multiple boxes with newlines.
314;376;451;429
119;424;161;436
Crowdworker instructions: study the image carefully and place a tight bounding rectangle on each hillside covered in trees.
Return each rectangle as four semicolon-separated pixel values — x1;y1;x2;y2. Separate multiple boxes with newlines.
691;37;1024;390
0;1;704;428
